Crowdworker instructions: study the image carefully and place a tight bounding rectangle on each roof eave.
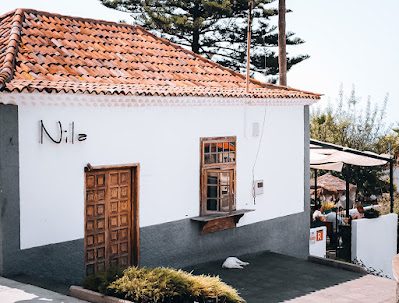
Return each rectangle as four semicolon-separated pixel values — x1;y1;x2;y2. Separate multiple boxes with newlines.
0;91;319;107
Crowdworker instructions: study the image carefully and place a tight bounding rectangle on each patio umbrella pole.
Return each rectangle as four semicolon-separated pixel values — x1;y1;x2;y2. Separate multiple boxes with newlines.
345;167;350;217
390;159;394;213
314;169;318;205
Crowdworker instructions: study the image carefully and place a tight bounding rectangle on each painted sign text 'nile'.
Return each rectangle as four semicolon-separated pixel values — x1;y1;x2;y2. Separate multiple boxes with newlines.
40;120;87;144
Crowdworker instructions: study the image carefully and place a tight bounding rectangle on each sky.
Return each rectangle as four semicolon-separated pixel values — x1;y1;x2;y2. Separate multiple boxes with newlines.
1;0;398;124
287;0;399;124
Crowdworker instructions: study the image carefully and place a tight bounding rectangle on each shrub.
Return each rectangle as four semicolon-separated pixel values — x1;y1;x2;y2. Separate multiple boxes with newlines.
107;267;244;303
83;267;122;295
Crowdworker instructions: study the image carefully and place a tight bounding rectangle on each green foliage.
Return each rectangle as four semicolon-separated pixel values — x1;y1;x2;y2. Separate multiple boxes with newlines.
83;267;122;295
100;0;308;80
376;131;399;160
107;266;245;303
311;85;389;151
378;193;399;215
311;85;398;196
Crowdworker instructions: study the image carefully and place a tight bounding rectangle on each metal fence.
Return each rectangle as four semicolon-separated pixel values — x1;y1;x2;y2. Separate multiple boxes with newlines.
310;203;354;262
324;211;351;262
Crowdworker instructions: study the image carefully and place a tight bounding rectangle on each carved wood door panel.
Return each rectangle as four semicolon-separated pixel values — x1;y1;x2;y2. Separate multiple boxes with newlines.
85;171;107;275
85;168;136;276
108;169;131;270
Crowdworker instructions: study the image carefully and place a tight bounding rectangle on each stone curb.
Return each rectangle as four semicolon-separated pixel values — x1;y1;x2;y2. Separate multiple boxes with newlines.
69;286;132;303
308;255;368;274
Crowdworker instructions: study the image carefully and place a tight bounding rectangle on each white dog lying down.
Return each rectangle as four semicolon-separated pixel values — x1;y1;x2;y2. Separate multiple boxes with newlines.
222;257;249;269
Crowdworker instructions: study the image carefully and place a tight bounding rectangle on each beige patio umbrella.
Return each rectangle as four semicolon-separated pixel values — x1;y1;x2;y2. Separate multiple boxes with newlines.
310;139;393;215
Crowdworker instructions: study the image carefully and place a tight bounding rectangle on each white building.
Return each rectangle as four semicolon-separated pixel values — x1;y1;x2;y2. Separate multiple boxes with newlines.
0;9;320;283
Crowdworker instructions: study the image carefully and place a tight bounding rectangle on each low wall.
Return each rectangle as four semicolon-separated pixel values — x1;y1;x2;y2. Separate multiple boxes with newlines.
2;212;310;284
309;226;326;258
352;213;398;278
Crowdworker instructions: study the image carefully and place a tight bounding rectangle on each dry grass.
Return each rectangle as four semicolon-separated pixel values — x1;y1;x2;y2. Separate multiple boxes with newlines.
107;266;244;303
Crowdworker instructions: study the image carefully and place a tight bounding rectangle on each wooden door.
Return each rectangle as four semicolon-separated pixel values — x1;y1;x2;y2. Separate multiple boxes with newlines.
85;167;138;275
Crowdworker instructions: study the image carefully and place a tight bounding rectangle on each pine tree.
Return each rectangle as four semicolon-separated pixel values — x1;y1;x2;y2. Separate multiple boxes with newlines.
100;0;308;80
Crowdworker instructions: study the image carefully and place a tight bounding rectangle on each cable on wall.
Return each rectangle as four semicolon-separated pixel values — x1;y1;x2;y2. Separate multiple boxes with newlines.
252;106;268;204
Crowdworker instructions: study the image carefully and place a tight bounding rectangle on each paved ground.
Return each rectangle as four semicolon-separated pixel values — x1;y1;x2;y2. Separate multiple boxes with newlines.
8;274;72;296
0;277;87;303
2;251;396;302
285;274;396;303
186;251;395;303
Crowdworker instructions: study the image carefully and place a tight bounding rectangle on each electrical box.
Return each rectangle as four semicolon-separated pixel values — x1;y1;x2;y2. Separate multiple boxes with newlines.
254;180;264;195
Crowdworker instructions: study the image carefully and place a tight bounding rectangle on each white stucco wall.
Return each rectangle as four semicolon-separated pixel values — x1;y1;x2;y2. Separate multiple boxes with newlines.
352;213;398;278
16;96;306;249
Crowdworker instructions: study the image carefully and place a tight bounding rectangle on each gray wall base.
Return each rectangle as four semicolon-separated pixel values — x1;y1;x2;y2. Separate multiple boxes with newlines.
5;239;84;284
0;104;20;276
140;211;309;269
2;211;308;284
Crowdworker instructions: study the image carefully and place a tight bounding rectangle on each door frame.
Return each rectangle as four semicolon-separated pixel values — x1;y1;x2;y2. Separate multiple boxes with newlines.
84;163;140;270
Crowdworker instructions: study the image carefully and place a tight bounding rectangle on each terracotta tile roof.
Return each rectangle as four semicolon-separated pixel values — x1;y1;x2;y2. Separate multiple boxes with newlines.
311;173;356;192
0;8;321;100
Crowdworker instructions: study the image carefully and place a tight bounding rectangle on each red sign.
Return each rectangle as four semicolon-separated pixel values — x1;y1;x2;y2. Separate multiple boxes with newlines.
316;230;324;241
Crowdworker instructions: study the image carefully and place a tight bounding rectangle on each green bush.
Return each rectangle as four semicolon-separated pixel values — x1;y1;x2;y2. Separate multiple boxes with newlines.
83;267;122;295
107;266;245;303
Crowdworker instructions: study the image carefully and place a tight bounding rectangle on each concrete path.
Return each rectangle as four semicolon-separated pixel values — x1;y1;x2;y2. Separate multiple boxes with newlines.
285;275;396;303
0;277;88;303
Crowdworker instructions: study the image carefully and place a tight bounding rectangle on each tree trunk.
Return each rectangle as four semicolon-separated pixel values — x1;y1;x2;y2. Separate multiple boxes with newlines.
278;0;287;86
192;3;200;54
192;29;200;53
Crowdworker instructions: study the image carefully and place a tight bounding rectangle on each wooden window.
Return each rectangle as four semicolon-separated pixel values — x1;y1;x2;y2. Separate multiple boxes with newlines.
200;137;236;215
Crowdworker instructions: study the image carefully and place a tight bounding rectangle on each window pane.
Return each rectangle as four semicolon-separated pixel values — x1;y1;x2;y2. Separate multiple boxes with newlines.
202;139;236;165
220;172;229;185
207;186;218;199
205;154;216;164
207;173;218;185
223;142;229;151
207;199;218;211
222;152;229;163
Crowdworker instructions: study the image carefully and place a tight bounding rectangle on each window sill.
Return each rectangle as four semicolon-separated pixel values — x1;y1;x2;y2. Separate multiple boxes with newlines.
191;209;254;234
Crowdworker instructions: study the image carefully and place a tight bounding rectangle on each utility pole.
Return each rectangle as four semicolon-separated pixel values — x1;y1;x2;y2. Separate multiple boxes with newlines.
278;0;287;86
246;0;253;93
